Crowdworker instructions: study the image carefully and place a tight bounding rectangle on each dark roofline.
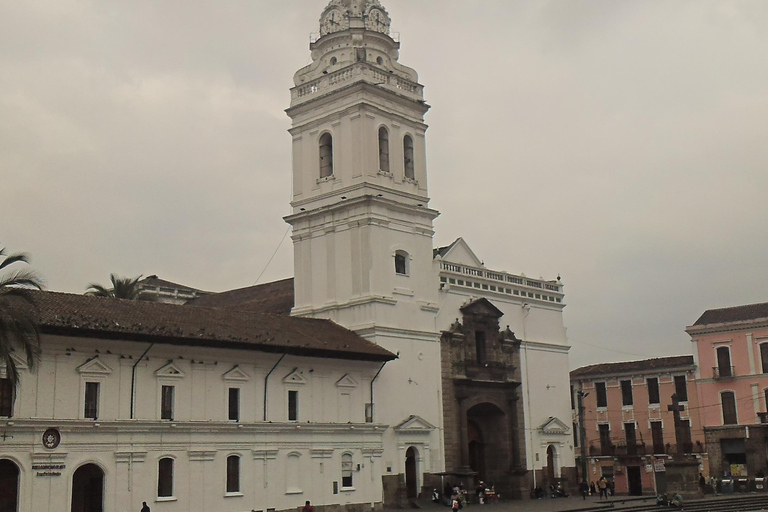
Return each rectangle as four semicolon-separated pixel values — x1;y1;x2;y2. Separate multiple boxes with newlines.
570;355;695;379
41;325;393;362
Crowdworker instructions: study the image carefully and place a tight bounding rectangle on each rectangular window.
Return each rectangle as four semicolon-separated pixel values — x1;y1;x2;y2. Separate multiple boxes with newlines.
722;391;738;425
475;331;487;364
158;458;174;498
365;403;373;423
596;382;607;408
341;453;353;488
0;378;13;417
651;421;665;454
761;344;768;373
84;382;100;419
625;422;637;455
228;388;240;422
716;347;733;377
570;385;575;410
647;377;660;404
674;375;688;402
599;424;611;455
161;385;174;420
621;380;633;406
680;419;692;452
226;455;240;493
288;390;298;421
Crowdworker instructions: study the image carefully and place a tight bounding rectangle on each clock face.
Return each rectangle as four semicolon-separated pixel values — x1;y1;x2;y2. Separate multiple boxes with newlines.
321;8;347;35
366;7;390;33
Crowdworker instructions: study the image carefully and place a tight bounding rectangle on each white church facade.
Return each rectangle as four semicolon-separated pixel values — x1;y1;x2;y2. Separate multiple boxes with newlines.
0;1;574;511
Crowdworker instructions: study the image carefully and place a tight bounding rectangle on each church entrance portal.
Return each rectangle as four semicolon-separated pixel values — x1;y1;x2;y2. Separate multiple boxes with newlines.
405;447;418;498
71;464;104;512
467;403;508;486
0;459;19;512
546;445;556;485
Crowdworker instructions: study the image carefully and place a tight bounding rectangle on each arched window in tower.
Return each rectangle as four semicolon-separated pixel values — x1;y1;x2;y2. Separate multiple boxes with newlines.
378;126;390;173
403;134;415;180
319;133;334;178
394;250;409;276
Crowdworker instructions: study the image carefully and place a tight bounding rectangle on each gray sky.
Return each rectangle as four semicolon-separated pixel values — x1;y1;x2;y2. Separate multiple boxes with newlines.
2;0;766;369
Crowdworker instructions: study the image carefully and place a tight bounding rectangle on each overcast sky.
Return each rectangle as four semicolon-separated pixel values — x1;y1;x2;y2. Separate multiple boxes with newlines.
2;0;766;369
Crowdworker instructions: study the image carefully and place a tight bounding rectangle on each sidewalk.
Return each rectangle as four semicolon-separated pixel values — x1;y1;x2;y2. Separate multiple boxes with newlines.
418;495;655;512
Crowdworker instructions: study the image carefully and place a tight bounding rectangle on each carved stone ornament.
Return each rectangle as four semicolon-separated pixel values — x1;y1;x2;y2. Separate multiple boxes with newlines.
42;428;61;449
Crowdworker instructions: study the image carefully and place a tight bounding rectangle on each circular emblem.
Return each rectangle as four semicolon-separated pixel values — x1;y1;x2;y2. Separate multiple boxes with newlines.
42;428;61;449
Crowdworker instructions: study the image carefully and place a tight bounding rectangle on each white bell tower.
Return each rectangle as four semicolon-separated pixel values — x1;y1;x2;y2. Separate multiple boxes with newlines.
284;0;444;479
285;0;439;334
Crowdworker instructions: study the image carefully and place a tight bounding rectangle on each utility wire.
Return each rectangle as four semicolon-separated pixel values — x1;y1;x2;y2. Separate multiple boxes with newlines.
253;225;291;285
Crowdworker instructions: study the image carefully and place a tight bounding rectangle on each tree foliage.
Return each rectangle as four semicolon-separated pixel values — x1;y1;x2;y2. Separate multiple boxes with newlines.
86;274;145;300
0;247;43;385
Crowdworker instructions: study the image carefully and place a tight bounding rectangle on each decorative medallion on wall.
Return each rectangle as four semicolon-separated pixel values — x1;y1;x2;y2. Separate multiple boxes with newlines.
42;428;61;449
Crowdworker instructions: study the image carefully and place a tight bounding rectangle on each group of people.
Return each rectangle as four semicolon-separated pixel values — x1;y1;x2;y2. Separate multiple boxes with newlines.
576;476;614;500
436;480;496;510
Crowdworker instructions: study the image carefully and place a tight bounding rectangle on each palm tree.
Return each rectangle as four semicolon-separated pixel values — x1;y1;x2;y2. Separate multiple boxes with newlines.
86;274;145;300
0;247;43;385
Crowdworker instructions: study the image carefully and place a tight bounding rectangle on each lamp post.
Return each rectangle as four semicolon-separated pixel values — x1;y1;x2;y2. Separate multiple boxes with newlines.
577;389;589;483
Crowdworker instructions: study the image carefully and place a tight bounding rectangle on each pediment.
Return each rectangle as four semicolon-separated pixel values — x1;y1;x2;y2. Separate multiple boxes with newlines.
538;416;570;435
282;369;307;385
437;238;484;267
394;415;436;432
336;374;358;388
154;362;185;379
77;357;113;376
0;353;29;378
460;298;504;319
222;365;250;382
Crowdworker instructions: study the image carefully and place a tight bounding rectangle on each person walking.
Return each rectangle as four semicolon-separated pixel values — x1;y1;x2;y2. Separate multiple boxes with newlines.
302;501;314;512
579;480;589;500
598;476;608;499
141;503;150;512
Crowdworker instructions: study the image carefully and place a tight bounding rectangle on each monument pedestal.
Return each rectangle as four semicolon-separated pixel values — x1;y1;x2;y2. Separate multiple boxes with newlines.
665;457;701;498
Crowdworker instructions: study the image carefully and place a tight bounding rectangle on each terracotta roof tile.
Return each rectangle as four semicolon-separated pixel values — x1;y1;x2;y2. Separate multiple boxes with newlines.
570;355;694;379
693;302;768;326
185;278;294;315
28;291;394;361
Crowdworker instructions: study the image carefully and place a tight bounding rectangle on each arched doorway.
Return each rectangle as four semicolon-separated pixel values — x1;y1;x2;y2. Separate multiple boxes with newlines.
71;464;104;512
405;447;418;498
0;459;19;512
546;445;557;485
467;420;485;481
466;402;508;486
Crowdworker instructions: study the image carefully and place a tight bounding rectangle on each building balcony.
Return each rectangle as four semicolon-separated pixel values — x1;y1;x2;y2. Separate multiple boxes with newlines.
713;366;735;379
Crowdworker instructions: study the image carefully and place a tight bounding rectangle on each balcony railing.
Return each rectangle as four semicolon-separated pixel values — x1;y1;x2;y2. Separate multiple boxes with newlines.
713;366;735;379
588;441;705;457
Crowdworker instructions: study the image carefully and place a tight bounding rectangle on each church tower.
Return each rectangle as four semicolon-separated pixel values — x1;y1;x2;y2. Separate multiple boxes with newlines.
285;0;443;493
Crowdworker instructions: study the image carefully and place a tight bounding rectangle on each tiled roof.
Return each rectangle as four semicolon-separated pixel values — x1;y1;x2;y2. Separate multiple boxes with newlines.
570;355;694;379
692;302;768;326
185;278;295;315
433;238;459;259
27;291;394;361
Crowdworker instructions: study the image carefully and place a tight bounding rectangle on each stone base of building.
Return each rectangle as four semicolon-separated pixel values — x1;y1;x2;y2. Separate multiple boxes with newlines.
665;457;701;498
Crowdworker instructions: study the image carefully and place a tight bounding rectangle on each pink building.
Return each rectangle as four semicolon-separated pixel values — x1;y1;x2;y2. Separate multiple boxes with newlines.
687;302;768;477
571;356;707;496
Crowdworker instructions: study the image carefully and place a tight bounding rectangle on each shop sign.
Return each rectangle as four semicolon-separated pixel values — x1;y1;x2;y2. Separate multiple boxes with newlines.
654;459;666;472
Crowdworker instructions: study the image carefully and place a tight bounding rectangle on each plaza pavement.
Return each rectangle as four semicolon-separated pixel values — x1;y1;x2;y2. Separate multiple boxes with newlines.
416;495;654;512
